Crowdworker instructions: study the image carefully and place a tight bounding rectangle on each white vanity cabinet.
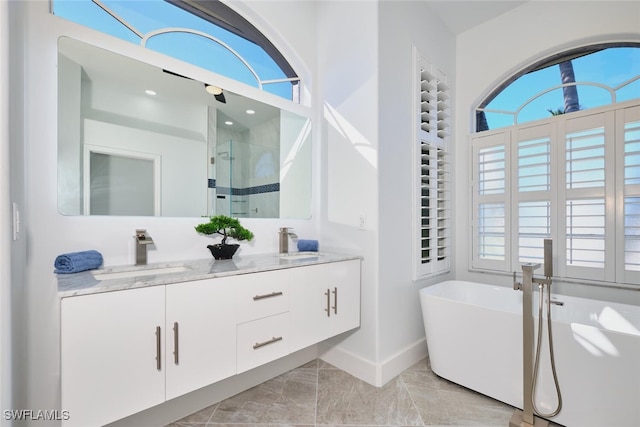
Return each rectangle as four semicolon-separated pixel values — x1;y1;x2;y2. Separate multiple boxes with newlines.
165;278;237;400
289;259;361;352
61;279;237;427
59;254;361;427
61;286;166;427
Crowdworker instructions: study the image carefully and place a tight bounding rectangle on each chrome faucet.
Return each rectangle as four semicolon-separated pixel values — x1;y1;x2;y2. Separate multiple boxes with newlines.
278;227;298;254
135;229;154;265
510;239;560;427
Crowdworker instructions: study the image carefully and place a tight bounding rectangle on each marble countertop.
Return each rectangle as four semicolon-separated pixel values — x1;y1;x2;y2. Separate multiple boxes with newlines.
57;252;361;298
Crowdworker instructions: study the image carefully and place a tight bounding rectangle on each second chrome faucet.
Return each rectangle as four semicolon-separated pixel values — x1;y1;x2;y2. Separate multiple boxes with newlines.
135;229;154;265
278;227;298;254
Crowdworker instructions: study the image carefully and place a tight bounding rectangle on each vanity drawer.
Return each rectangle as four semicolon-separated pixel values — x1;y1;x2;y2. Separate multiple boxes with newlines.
236;312;289;373
236;269;290;323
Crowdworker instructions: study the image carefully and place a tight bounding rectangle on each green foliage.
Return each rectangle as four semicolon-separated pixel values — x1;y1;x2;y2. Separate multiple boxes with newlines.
547;107;565;116
195;215;254;245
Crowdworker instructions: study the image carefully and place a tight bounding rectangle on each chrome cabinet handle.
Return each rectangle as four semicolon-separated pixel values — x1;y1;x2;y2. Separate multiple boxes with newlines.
332;287;338;315
253;291;283;301
173;322;179;365
324;289;331;317
155;326;161;371
253;336;283;350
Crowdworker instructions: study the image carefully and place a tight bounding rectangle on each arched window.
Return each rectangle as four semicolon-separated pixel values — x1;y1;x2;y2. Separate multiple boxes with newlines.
52;0;300;101
470;44;640;286
476;44;640;132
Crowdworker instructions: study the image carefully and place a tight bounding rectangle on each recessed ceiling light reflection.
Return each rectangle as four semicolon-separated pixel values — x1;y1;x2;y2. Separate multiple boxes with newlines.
145;89;157;96
225;121;234;126
246;109;255;115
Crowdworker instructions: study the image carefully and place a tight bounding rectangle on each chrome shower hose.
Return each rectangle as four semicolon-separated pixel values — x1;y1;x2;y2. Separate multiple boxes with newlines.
532;283;562;418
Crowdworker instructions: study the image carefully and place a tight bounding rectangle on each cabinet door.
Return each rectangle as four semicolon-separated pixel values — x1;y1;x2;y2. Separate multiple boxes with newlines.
289;260;361;352
165;278;237;400
61;286;165;427
323;259;361;338
289;263;330;351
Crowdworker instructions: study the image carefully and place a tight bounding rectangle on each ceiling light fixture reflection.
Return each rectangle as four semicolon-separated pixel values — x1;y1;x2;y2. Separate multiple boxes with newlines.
246;109;255;115
204;84;222;95
145;89;157;96
204;84;226;103
225;121;234;126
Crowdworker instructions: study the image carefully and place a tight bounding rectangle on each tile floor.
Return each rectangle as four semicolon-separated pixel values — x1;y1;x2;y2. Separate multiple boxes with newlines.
166;356;562;427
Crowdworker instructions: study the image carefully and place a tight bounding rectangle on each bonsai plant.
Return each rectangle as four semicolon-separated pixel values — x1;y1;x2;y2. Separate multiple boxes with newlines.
195;215;254;259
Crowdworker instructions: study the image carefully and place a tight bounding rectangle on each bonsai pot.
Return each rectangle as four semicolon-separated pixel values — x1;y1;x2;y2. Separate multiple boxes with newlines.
207;243;240;260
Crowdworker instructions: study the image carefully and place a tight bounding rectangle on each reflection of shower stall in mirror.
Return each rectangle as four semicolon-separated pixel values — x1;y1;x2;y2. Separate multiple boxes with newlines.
212;139;280;218
83;145;161;216
213;140;239;217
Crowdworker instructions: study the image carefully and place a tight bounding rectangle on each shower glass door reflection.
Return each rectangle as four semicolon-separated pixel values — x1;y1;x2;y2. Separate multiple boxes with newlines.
215;140;245;216
213;139;280;218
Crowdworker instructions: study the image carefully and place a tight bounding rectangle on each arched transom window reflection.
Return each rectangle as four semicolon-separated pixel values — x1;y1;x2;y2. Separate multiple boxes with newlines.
52;0;300;101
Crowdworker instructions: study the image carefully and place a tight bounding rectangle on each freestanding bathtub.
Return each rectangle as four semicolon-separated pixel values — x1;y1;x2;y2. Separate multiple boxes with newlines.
420;280;640;427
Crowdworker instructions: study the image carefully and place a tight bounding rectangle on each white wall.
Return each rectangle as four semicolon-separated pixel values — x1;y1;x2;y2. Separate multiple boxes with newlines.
315;1;458;386
7;1;28;424
0;0;12;421
314;0;381;382
455;1;640;304
376;1;456;382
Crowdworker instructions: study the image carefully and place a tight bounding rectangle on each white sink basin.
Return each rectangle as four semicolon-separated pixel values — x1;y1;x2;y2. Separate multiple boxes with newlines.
279;252;320;261
92;265;190;280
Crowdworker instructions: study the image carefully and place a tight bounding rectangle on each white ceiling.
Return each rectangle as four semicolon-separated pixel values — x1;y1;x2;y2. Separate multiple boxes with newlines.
59;37;280;131
424;0;528;34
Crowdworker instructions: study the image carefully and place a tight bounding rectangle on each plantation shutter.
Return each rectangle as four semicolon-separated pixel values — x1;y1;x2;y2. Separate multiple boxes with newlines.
619;105;640;284
414;51;450;279
558;112;615;282
471;130;510;271
513;123;555;272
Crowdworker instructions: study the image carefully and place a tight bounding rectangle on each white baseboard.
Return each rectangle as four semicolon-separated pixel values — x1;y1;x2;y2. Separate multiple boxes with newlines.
319;337;428;387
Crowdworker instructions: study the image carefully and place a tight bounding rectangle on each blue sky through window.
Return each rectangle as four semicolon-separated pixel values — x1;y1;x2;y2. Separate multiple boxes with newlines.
482;46;640;130
53;0;293;99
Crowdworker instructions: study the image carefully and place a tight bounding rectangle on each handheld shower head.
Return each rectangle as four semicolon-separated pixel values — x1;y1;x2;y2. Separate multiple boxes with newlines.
543;239;553;278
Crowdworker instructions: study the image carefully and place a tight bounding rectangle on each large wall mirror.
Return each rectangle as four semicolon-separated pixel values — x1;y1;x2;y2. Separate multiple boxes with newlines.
57;37;312;219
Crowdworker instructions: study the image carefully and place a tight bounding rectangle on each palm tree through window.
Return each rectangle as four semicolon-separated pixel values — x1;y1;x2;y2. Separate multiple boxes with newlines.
476;44;640;131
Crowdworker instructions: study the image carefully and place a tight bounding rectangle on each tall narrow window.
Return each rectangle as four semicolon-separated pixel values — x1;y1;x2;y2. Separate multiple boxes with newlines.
560;112;615;281
513;123;554;271
414;50;450;279
471;131;509;271
621;105;640;283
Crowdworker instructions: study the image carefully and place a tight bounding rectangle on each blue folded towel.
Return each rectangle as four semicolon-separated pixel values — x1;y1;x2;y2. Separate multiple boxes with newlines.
54;250;104;274
297;239;319;252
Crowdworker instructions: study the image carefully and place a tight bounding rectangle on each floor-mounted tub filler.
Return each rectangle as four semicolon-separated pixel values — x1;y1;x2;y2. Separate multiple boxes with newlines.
510;239;560;427
420;278;640;427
